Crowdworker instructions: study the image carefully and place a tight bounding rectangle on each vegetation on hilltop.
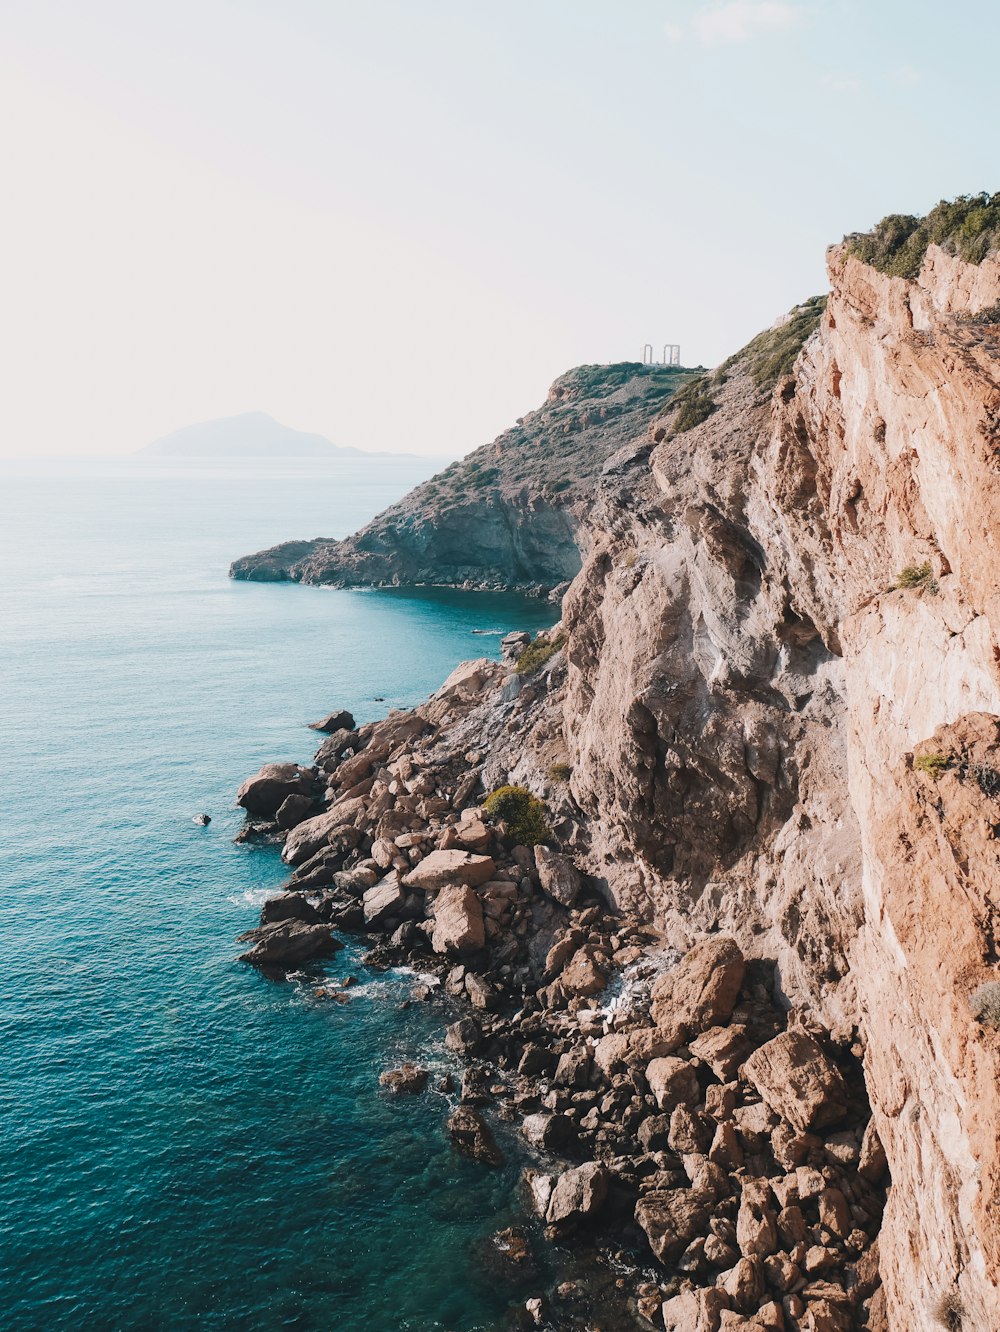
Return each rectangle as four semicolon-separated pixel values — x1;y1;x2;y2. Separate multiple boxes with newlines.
721;296;828;389
846;193;1000;279
405;363;690;512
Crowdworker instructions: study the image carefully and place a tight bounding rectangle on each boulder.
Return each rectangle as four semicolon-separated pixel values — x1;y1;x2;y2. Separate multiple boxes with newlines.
313;727;360;769
501;630;531;660
447;1106;504;1167
593;1027;682;1075
559;946;607;997
403;849;496;890
259;891;321;925
310;709;355;733
363;874;406;928
238;919;337;967
237;762;314;818
650;936;745;1037
445;1016;483;1055
742;1031;849;1132
454;819;493;853
662;1288;730;1332
431;884;486;955
635;1188;713;1264
275;793;315;830
553;1046;591;1088
545;1162;610;1226
282;801;366;865
534;845;581;906
689;1024;752;1082
379;1062;428;1094
521;1113;576;1152
646;1056;701;1110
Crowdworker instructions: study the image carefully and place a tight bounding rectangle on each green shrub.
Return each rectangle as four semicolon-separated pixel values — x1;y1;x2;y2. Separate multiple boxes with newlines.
670;375;717;433
970;983;1000;1030
482;785;550;846
914;752;951;780
547;762;572;783
515;630;566;674
894;562;938;594
847;193;1000;279
720;295;827;389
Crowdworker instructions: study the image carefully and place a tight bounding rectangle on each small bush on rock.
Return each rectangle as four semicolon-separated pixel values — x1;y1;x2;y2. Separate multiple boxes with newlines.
914;753;951;780
515;631;566;674
547;762;571;782
482;785;550;846
894;562;938;593
969;982;1000;1029
670;376;717;433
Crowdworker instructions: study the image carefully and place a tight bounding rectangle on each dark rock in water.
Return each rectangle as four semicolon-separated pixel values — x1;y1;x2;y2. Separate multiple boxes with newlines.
237;919;339;967
447;1105;505;1167
259;892;321;926
236;762;316;819
275;793;314;830
192;813;211;826
477;1226;536;1284
379;1062;429;1094
310;709;355;734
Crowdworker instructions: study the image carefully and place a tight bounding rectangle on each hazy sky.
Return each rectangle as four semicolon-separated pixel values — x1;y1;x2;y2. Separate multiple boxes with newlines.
2;0;996;458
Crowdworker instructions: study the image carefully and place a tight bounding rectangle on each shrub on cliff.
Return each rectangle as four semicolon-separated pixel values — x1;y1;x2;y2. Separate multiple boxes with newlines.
669;376;717;433
720;295;828;390
482;785;550;846
847;192;1000;278
969;983;1000;1029
547;762;571;782
913;752;951;780
894;562;938;594
515;631;566;674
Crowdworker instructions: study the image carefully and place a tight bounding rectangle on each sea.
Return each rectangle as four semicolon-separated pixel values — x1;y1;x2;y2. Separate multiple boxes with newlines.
0;454;558;1331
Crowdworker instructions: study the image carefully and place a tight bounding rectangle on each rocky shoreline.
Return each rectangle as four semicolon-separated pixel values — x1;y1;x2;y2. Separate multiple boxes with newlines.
233;632;888;1331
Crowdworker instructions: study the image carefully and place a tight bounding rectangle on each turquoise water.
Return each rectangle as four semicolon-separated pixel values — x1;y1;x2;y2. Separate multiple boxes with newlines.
0;457;556;1331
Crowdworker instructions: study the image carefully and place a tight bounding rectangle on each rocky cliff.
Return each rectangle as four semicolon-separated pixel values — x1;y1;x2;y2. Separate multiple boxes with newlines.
234;197;1000;1330
230;362;694;593
554;225;1000;1326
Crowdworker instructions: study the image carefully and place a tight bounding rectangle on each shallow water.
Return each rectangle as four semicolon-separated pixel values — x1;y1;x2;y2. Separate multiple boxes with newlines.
0;456;555;1330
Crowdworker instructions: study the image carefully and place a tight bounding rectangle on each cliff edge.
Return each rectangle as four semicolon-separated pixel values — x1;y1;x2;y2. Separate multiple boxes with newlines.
230;362;695;593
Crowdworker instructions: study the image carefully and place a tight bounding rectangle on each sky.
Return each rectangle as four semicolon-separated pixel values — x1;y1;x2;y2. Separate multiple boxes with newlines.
1;0;997;459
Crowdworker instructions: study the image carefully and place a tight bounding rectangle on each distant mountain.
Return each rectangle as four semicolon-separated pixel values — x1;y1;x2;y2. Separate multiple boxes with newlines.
138;412;368;458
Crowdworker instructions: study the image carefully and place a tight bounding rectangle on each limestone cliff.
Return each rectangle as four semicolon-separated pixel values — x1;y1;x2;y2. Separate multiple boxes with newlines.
549;233;1000;1328
230;362;694;593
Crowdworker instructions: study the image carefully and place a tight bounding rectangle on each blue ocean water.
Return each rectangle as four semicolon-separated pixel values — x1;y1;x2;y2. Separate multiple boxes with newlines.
0;456;556;1331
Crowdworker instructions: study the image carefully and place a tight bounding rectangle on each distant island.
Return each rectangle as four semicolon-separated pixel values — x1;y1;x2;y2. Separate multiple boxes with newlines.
138;411;374;458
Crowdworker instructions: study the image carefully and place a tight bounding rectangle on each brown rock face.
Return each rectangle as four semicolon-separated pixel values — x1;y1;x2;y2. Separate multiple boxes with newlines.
742;1031;849;1132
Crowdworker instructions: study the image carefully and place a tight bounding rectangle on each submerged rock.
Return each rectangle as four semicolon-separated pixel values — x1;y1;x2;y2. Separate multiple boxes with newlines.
379;1062;429;1094
447;1105;505;1167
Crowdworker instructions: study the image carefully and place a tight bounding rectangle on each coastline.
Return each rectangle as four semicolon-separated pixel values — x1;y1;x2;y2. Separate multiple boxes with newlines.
234;635;888;1330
